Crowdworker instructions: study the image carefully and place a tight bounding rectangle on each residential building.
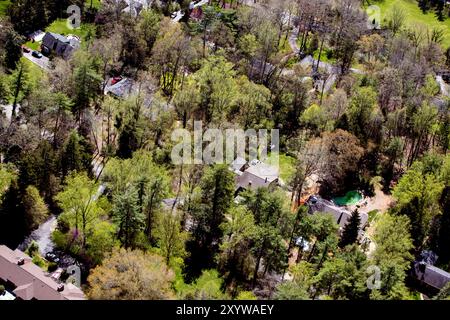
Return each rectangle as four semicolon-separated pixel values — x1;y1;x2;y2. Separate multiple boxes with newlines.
0;245;85;300
41;32;80;59
305;195;369;235
235;160;280;192
412;250;450;296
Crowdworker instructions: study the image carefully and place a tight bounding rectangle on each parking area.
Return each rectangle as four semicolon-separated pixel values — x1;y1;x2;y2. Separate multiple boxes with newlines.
22;48;50;70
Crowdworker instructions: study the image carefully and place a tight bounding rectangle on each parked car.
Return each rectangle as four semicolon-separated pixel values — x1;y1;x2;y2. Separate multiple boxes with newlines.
45;252;60;263
32;51;42;58
22;46;30;53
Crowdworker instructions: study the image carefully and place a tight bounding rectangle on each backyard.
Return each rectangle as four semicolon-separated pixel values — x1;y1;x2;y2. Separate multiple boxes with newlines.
24;18;95;51
370;0;450;48
266;152;296;183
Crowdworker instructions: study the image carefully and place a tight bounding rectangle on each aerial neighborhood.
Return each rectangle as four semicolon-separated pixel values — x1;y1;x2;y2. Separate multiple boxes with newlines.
0;0;449;302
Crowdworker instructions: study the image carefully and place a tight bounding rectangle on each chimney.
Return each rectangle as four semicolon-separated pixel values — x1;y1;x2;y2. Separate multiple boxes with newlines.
248;180;252;187
17;258;25;266
265;177;268;183
57;284;65;292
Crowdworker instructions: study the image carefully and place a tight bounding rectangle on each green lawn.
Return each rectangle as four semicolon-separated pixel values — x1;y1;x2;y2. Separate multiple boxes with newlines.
24;40;40;51
21;57;44;85
25;18;96;53
266;152;296;182
0;0;10;16
370;0;450;48
46;18;92;38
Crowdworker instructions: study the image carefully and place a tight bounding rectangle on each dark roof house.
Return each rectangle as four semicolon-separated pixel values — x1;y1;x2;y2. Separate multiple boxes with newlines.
306;195;369;235
413;262;450;295
41;32;80;59
0;245;85;300
412;250;450;295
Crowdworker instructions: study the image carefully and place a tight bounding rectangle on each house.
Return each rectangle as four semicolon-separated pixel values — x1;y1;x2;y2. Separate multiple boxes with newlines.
413;262;450;295
41;32;80;59
0;245;85;300
305;195;369;235
229;156;248;175
104;77;136;99
235;160;280;192
412;250;450;296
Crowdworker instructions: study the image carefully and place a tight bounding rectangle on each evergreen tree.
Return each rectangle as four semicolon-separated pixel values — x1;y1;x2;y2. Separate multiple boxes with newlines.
339;209;361;248
112;186;145;248
22;185;49;231
3;27;24;71
10;60;31;119
185;165;235;280
60;131;92;178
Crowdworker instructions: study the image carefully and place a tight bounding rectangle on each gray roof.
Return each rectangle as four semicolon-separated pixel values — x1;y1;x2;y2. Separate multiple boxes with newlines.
236;162;279;190
105;78;135;98
41;32;80;59
230;157;247;172
306;195;369;232
48;32;69;43
414;262;450;290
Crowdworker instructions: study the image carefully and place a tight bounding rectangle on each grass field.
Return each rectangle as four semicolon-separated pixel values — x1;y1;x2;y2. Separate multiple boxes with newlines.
46;19;93;38
266;152;296;182
24;41;40;51
370;0;450;48
21;57;44;85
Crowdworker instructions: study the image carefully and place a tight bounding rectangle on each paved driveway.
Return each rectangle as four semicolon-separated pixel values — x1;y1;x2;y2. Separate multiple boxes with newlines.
22;50;50;70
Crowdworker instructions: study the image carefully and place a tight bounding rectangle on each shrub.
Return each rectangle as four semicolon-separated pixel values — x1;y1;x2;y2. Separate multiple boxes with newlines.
27;241;39;257
47;262;58;273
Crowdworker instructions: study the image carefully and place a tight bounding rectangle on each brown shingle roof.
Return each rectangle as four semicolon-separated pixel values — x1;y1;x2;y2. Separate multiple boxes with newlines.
0;245;85;300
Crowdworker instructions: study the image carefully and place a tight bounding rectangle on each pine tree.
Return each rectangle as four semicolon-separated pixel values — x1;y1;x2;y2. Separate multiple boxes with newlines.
60;131;92;178
22;185;49;231
184;165;235;280
4;27;24;71
112;186;145;248
339;209;361;248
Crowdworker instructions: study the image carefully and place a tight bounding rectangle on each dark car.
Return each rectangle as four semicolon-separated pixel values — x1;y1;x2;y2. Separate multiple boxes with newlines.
45;252;60;263
32;51;42;58
22;46;31;53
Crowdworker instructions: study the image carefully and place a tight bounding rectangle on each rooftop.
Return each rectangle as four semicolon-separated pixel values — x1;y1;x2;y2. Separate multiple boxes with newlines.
306;195;369;232
414;261;450;291
236;161;279;191
0;245;85;300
